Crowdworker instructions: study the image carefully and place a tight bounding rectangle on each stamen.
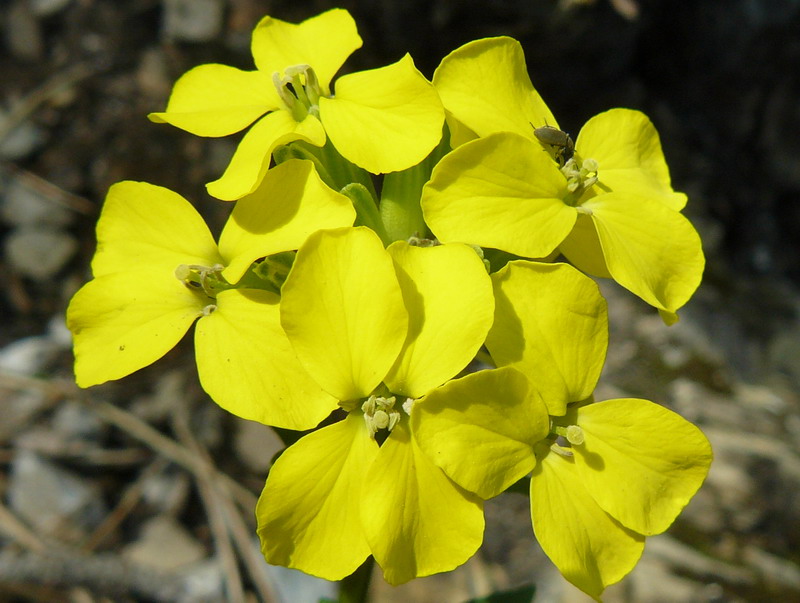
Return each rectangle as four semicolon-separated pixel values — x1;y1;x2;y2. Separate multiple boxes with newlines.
362;394;401;438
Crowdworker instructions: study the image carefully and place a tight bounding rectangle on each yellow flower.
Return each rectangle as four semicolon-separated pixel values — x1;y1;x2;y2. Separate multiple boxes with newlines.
149;9;444;200
256;226;493;584
421;36;704;321
66;160;354;429
412;261;712;599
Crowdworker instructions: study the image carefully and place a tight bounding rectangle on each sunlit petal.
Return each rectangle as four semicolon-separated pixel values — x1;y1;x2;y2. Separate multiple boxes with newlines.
280;227;408;400
576;108;686;211
320;54;444;174
422;132;575;258
383;242;493;398
572;398;713;535
412;367;548;499
91;181;222;278
361;421;484;585
433;37;557;141
251;9;361;91
583;192;705;314
531;446;645;600
205;111;326;201
486;261;608;415
218;159;355;283
256;413;376;580
67;270;203;387
195;289;337;429
148;65;278;136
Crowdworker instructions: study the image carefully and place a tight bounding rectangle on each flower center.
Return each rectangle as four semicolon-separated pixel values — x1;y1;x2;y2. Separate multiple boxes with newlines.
272;64;323;121
174;263;230;298
561;157;599;205
361;394;402;438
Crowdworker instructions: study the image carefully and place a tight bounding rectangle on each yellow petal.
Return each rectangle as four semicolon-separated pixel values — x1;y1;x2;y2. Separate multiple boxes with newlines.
576;108;687;211
558;213;612;279
383;242;494;398
486;261;608;416
67;270;203;387
194;289;337;429
412;367;548;499
91;181;222;278
250;9;361;91
256;413;376;580
319;54;444;173
583;192;705;313
280;227;408;400
218;159;355;284
433;37;557;140
572;398;713;535
422;132;576;258
148;64;278;136
361;421;484;585
531;447;645;600
205;111;326;201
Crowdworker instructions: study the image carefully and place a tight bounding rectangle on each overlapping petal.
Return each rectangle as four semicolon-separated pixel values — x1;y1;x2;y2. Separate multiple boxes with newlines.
557;213;612;279
218;159;355;283
422;132;575;258
194;289;337;429
412;367;548;499
251;9;361;91
205;111;326;201
319;54;444;174
361;421;484;585
576;109;687;211
530;447;645;600
571;398;713;536
67;270;204;387
280;227;408;401
256;413;376;580
147;65;278;137
580;192;705;314
91;181;222;278
383;242;493;398
486;261;608;416
433;36;556;141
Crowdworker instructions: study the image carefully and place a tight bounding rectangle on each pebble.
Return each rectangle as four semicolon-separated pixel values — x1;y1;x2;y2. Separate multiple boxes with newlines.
8;450;106;539
0;110;47;160
234;419;284;474
123;515;206;571
141;467;191;516
0;174;74;227
4;1;44;61
5;226;78;281
0;333;63;376
161;0;224;42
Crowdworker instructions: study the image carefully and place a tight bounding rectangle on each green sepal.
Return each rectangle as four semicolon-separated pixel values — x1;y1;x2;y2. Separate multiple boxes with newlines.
340;183;390;246
233;251;296;294
379;125;450;243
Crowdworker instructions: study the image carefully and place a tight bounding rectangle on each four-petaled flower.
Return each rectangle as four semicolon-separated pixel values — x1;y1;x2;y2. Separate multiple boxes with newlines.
421;36;704;323
256;226;494;585
412;261;712;599
149;9;445;200
67;160;355;429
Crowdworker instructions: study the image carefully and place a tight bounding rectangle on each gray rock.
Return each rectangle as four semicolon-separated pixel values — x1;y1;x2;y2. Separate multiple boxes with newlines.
141;467;191;516
0;110;46;160
162;0;224;42
123;515;206;571
234;419;284;474
0;174;74;227
0;334;62;376
4;1;44;61
5;226;78;281
8;450;106;539
29;0;73;17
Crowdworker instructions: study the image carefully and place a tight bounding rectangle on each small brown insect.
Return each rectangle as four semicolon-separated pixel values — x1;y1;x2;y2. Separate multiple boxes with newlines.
532;124;575;163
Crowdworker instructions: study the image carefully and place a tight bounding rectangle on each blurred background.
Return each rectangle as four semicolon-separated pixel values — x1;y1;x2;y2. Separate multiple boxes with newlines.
1;0;800;601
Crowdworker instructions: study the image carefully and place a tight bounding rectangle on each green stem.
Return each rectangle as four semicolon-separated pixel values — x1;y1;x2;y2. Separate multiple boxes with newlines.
339;556;374;603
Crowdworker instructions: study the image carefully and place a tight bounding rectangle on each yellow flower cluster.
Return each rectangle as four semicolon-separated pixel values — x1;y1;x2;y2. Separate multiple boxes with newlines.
66;9;712;599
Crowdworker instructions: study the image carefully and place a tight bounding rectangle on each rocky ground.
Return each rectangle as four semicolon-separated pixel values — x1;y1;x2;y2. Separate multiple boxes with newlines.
1;1;800;601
